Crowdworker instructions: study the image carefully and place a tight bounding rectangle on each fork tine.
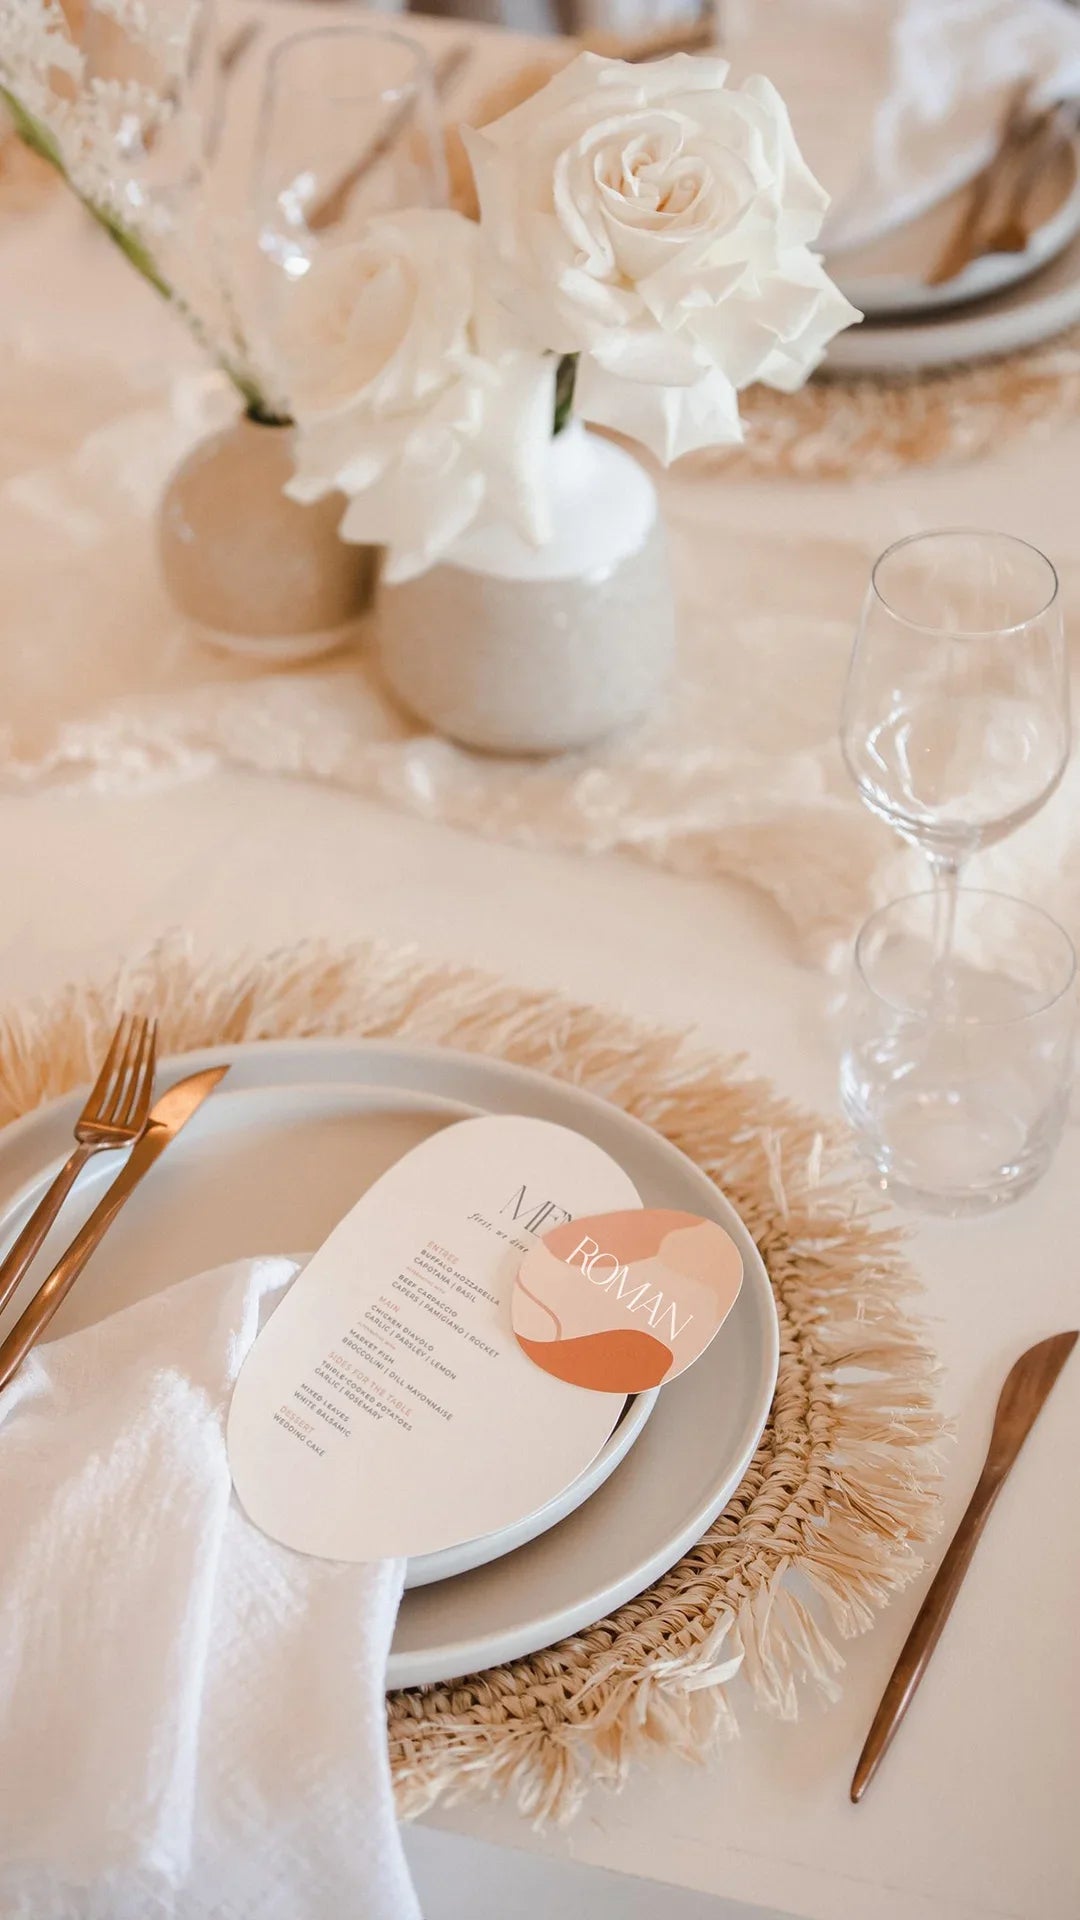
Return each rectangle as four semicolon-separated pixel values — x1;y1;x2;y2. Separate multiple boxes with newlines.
81;1014;132;1123
101;1015;144;1126
119;1018;157;1133
118;1016;154;1130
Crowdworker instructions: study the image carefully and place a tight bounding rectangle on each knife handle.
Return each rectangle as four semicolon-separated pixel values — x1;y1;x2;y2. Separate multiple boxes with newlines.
850;1467;1003;1802
0;1170;140;1392
0;1143;95;1322
926;77;1035;285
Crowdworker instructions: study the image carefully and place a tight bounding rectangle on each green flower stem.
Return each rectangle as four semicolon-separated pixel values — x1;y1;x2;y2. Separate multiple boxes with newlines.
1;82;278;420
553;352;578;435
2;83;64;168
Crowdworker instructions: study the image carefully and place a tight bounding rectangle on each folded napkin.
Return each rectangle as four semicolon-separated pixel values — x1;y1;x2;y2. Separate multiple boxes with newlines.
0;1257;419;1920
826;0;1080;251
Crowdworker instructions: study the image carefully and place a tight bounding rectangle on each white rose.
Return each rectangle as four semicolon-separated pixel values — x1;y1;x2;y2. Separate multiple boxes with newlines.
280;209;554;582
464;53;859;463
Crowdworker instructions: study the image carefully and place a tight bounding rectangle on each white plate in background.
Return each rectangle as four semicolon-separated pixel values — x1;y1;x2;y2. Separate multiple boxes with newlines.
830;133;1080;320
824;224;1080;374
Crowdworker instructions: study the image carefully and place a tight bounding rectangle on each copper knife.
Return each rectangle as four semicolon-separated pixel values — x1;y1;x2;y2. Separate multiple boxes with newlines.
851;1330;1078;1802
0;1066;229;1391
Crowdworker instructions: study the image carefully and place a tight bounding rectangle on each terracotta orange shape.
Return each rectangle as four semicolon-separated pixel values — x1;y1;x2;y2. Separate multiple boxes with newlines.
517;1327;672;1392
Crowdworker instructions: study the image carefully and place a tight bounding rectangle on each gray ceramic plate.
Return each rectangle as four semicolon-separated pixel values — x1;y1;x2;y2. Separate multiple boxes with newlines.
0;1042;779;1687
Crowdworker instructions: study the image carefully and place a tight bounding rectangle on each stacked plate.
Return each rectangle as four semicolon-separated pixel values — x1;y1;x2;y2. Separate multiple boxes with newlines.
824;130;1080;374
0;1041;779;1688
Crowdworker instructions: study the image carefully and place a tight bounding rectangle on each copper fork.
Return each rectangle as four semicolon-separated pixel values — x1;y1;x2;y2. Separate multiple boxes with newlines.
0;1013;157;1322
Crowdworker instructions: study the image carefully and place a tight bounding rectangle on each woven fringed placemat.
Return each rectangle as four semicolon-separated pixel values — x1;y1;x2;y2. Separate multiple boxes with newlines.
0;938;947;1823
698;332;1080;481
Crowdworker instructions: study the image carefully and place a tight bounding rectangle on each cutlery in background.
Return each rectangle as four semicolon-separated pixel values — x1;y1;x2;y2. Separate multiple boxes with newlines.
308;41;472;234
927;77;1038;286
0;1065;229;1392
0;1013;156;1323
202;16;263;164
851;1330;1077;1802
217;17;260;81
584;19;718;61
979;100;1080;257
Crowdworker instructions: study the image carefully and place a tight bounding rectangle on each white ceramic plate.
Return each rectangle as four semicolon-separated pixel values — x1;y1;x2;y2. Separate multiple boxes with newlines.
0;1041;779;1688
824;224;1080;375
830;134;1080;320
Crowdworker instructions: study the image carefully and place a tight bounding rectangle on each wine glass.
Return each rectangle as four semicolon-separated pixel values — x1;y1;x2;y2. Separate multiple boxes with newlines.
841;529;1070;966
253;27;448;280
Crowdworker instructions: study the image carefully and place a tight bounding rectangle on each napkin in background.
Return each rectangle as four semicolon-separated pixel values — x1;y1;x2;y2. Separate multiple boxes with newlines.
732;0;1080;253
0;1256;418;1920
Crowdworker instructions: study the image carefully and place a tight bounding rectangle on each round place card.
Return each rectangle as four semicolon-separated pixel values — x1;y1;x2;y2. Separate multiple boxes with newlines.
512;1208;743;1393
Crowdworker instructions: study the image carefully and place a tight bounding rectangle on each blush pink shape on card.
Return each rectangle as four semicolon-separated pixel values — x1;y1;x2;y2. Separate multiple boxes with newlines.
513;1208;744;1394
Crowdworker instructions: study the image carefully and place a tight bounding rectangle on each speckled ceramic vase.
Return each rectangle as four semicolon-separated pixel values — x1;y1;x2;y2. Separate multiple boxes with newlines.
158;416;376;663
373;424;675;754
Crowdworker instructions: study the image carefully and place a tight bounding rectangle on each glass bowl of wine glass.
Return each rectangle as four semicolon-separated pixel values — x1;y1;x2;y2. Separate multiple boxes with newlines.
841;528;1070;891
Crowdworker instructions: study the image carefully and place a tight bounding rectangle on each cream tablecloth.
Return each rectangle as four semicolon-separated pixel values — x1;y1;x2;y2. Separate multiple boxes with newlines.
1;12;1079;1920
2;8;1079;969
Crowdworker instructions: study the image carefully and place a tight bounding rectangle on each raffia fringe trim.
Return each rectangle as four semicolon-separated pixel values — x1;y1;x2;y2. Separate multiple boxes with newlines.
0;936;949;1824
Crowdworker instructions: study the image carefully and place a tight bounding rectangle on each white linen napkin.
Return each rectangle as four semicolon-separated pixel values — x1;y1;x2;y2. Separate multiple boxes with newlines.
0;1256;419;1920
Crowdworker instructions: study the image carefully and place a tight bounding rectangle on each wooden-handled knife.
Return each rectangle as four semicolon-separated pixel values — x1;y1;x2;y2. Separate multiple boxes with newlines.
0;1066;229;1392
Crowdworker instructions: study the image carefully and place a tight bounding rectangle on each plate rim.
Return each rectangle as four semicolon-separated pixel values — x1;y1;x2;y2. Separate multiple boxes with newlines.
824;225;1080;373
0;1036;780;1686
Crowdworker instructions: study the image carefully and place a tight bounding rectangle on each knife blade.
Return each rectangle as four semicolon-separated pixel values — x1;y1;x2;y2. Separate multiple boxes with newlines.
0;1065;229;1391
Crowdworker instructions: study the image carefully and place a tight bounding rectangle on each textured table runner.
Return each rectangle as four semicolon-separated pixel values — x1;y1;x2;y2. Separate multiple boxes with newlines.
0;938;947;1821
5;13;1080;970
3;305;1080;969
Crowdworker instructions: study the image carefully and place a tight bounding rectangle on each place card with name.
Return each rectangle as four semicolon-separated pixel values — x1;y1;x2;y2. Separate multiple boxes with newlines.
512;1209;743;1393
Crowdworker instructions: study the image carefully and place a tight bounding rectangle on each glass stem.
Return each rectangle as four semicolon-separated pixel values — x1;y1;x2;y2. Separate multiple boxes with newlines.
926;851;963;994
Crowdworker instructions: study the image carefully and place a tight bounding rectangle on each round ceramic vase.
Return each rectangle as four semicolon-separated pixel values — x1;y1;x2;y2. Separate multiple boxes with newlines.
373;424;676;754
158;416;376;663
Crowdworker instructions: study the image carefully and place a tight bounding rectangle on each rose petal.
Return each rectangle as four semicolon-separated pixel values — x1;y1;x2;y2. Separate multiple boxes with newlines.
639;243;748;330
576;356;742;463
754;259;862;391
282;204;555;579
596;52;732;104
463;51;854;429
737;76;831;244
590;321;707;389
